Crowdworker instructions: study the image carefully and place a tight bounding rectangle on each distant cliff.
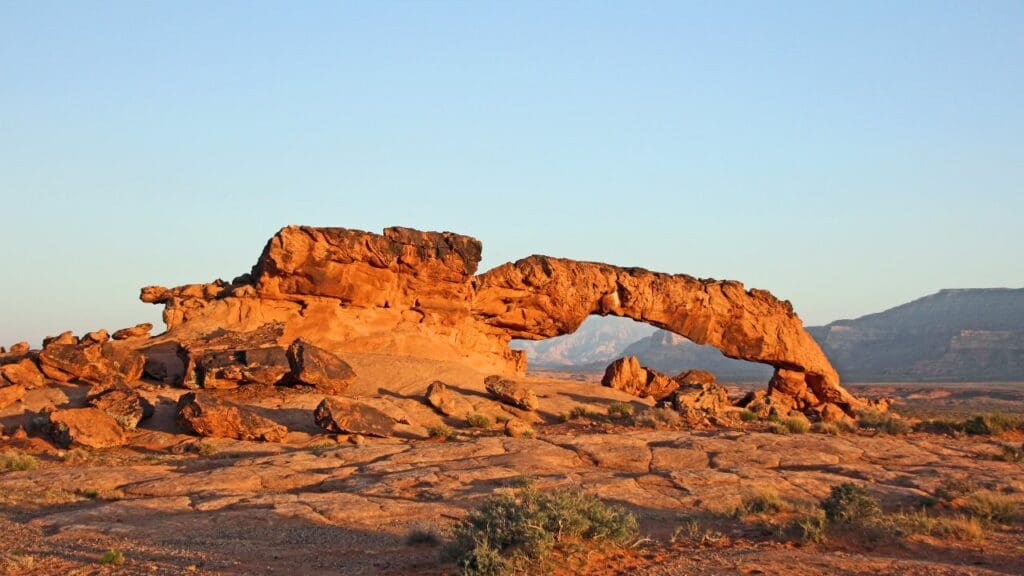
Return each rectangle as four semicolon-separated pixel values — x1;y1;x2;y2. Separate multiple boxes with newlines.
515;288;1024;382
808;288;1024;381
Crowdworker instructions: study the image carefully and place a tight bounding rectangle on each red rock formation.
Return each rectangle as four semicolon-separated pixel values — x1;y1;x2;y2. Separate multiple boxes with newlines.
140;226;861;414
601;356;678;401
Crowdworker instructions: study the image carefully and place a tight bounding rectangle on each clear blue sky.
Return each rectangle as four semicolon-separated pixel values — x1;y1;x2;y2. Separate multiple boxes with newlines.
2;1;1022;346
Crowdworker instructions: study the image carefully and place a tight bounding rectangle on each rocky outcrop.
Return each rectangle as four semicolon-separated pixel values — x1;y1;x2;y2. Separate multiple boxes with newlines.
484;376;539;411
47;408;127;448
601;356;678;401
176;393;287;442
314;397;396;437
138;225;858;414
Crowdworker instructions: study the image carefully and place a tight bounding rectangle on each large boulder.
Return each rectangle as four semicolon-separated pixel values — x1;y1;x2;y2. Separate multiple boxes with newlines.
37;340;144;386
484;376;539;411
0;358;45;389
424;380;474;419
176;392;287;442
47;408;127;448
601;356;678;401
285;339;356;393
88;387;155;430
314;397;396;438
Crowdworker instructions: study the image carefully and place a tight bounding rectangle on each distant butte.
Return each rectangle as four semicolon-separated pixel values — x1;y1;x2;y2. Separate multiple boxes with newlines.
140;225;864;415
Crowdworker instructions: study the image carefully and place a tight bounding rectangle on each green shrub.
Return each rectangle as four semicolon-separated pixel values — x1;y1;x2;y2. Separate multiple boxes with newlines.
934;515;984;541
406;525;442;546
821;483;881;524
739;410;759;422
634;407;680;428
188;441;218;456
935;475;979;502
996;443;1024;462
963;413;1023;436
793;509;828;543
966;491;1019;524
857;409;912;435
814;422;841;435
886;509;986;541
0;451;37;473
606;402;634;419
444;482;638;575
738;488;786;515
781;417;810;434
307;440;337;455
465;414;492;429
428;425;456;441
98;549;124;565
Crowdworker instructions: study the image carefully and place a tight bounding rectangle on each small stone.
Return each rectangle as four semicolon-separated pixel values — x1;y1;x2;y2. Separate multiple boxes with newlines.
483;375;539;411
9;342;30;355
504;418;534;438
112;323;154;340
43;331;78;348
81;329;110;344
425;380;474;419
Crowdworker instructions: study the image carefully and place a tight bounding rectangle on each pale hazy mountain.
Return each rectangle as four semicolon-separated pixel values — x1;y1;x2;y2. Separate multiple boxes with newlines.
510;316;656;369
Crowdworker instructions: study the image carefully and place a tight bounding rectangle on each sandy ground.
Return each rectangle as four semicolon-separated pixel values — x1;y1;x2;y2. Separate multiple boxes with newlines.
1;357;1022;575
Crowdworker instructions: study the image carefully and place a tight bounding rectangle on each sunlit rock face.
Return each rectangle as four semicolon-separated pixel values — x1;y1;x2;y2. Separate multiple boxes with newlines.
142;225;860;412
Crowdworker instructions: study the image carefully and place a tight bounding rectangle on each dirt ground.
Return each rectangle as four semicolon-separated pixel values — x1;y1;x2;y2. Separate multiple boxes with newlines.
2;357;1022;575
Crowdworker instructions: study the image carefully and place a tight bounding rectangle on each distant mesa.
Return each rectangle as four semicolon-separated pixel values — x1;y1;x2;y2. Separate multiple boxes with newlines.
135;225;861;413
808;288;1024;381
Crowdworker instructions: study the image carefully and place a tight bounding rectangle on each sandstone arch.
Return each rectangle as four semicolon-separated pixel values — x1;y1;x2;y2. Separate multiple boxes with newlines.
471;256;856;410
141;226;861;413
